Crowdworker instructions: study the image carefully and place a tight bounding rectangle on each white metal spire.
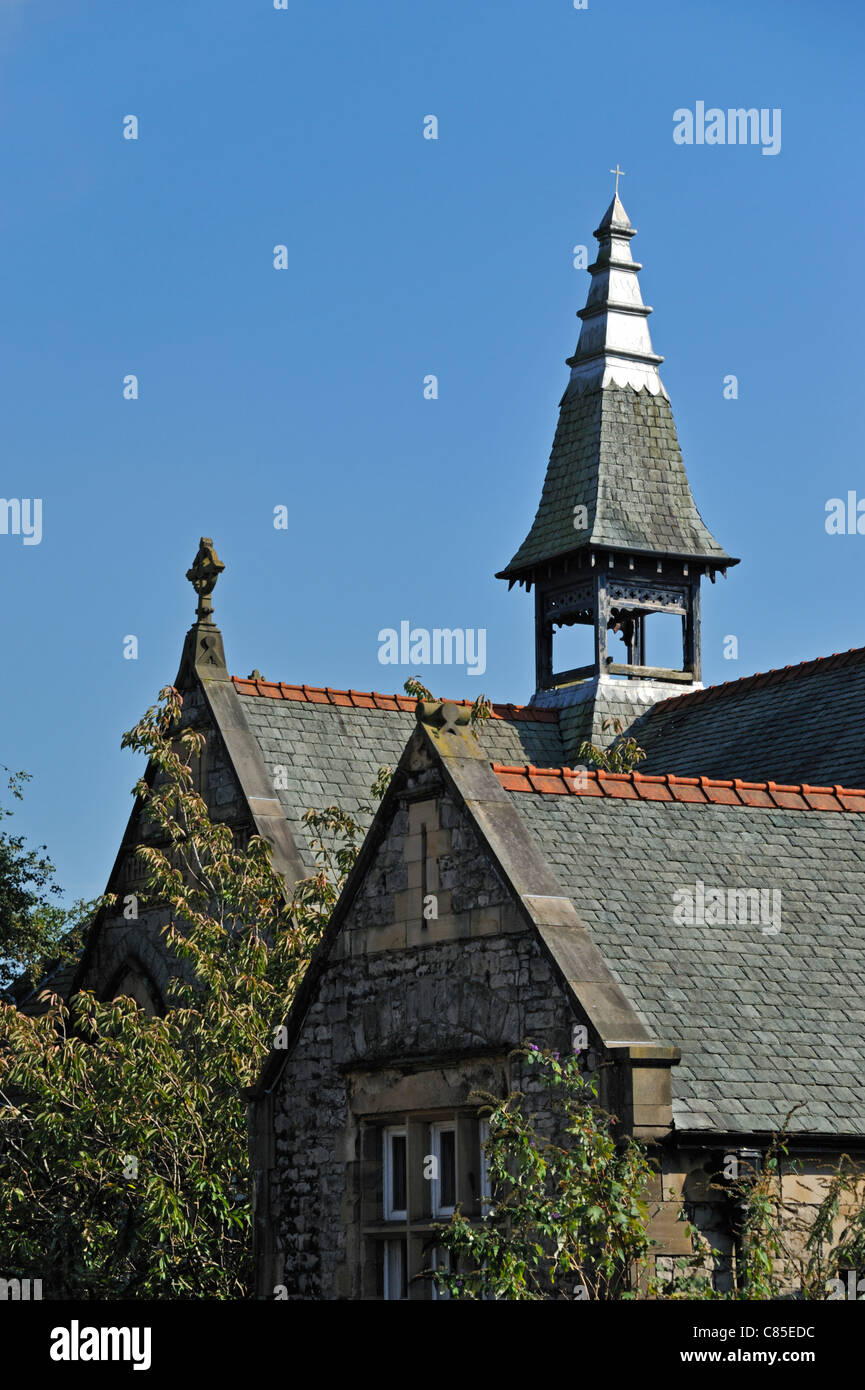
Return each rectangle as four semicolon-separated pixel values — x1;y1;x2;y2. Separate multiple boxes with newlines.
567;190;668;397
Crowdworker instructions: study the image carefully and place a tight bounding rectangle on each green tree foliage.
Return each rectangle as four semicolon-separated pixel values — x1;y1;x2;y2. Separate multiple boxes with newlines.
576;717;647;775
431;1047;654;1300
0;687;365;1298
0;767;95;994
431;1049;865;1301
658;1134;865;1300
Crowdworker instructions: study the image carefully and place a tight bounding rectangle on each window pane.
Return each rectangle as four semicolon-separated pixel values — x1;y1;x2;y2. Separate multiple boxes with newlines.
479;1118;492;1204
391;1134;407;1214
384;1240;406;1300
440;1129;456;1209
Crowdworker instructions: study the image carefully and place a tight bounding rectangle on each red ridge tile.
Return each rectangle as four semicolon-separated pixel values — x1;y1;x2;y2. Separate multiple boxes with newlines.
669;779;711;804
529;770;567;794
802;789;842;811
598;773;640;800
488;764;865;813
230;676;557;722
497;768;533;792
734;783;778;811
765;781;807;810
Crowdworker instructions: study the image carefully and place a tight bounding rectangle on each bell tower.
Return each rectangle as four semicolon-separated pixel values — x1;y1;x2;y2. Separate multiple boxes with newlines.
497;185;737;742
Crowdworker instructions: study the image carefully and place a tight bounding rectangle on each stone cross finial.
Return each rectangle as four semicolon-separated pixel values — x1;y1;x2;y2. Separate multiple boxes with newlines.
610;164;625;195
186;537;225;622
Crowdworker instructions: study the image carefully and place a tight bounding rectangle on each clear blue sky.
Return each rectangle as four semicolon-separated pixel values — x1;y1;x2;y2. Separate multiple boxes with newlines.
1;0;863;903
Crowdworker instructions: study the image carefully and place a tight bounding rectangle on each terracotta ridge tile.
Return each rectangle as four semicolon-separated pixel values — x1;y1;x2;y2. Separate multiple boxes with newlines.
230;676;556;721
489;763;865;812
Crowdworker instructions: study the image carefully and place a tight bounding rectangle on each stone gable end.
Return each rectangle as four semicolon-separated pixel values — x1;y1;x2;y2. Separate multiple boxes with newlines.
264;777;587;1298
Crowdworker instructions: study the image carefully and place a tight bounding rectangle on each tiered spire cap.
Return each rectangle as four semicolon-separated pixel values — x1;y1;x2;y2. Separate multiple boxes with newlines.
496;185;738;584
567;191;667;397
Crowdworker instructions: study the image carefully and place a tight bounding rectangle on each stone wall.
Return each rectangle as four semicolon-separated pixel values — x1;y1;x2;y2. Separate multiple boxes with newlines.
262;773;589;1299
653;1146;864;1294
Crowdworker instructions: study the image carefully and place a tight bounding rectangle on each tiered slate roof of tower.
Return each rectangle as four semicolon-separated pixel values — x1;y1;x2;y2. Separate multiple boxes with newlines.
497;191;739;752
13;198;865;1175
500;192;731;570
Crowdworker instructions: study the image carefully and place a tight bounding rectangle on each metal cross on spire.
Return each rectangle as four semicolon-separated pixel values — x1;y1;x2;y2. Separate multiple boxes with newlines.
610;164;625;196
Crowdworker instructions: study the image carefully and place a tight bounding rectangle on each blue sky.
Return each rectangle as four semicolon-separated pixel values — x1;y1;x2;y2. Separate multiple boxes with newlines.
1;0;863;902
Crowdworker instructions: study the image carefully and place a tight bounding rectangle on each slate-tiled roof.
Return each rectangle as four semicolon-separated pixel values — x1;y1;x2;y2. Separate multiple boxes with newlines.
233;649;865;873
236;684;565;870
498;383;734;580
500;772;865;1136
7;960;79;1018
636;647;865;788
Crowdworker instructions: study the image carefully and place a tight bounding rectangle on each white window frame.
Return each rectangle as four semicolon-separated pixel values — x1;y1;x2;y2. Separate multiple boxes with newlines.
479;1117;492;1209
383;1126;407;1221
430;1120;457;1217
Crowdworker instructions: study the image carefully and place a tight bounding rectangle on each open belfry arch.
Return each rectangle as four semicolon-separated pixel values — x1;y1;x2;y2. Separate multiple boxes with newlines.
497;190;738;734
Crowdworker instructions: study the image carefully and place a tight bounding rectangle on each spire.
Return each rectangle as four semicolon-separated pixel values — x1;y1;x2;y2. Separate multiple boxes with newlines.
496;187;738;703
566;192;666;397
497;189;736;587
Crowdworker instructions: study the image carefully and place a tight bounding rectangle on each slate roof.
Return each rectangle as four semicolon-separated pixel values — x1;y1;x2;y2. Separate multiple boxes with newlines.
231;646;865;872
497;767;865;1136
636;646;865;788
233;681;564;871
498;384;735;581
7;959;79;1018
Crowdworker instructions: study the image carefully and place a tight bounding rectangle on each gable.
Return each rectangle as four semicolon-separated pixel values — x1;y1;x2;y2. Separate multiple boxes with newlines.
251;704;674;1128
274;741;585;1063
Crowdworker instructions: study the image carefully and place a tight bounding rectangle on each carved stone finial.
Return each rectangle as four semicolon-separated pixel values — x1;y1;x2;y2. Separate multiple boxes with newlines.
186;537;225;623
415;700;472;731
